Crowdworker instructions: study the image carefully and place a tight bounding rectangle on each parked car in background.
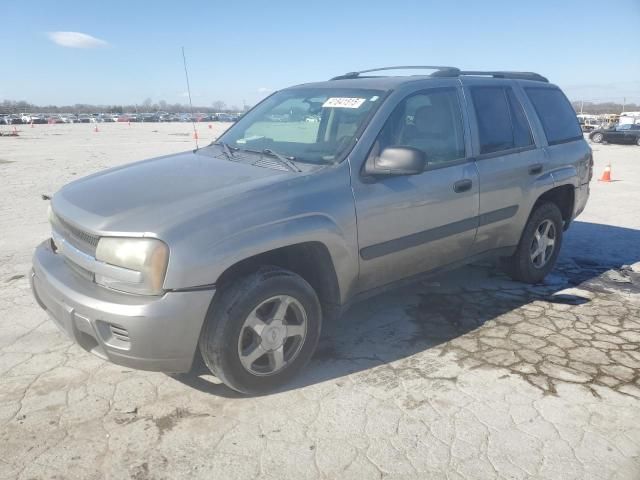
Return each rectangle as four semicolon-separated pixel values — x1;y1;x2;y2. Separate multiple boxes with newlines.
590;123;640;146
216;113;239;122
56;114;74;123
49;115;66;124
138;113;157;123
30;114;48;124
578;118;600;132
31;67;592;394
6;115;23;124
117;113;139;122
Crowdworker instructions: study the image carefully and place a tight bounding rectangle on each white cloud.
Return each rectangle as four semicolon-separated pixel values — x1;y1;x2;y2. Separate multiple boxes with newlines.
257;87;272;93
48;31;108;48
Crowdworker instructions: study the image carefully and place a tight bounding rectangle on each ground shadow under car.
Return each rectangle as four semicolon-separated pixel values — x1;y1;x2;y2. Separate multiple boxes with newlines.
172;220;640;397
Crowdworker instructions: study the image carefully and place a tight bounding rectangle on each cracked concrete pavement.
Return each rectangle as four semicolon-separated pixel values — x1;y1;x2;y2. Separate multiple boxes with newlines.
1;123;640;479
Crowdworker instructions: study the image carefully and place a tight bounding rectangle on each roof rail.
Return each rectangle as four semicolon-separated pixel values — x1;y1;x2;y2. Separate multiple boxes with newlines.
330;66;549;83
330;65;460;80
432;69;549;82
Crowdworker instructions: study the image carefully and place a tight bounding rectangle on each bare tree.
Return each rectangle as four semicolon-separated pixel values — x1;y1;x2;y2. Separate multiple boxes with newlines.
211;100;226;112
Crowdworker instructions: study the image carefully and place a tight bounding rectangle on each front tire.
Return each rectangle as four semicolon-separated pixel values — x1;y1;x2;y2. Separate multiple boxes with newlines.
504;202;563;284
199;267;322;395
636;137;640;147
591;132;604;143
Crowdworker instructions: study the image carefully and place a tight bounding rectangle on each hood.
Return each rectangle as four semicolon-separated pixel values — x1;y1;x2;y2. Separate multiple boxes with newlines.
52;149;291;235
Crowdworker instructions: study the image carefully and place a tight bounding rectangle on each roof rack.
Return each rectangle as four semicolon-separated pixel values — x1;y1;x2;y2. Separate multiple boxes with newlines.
330;66;460;80
432;70;548;82
330;66;548;83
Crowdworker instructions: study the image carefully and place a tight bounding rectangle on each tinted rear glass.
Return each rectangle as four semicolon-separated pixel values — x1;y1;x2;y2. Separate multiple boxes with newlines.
525;88;582;145
471;87;533;154
506;89;533;148
471;87;513;154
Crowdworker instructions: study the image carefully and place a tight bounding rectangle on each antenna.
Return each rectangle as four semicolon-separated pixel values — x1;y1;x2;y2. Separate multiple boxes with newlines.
181;46;198;149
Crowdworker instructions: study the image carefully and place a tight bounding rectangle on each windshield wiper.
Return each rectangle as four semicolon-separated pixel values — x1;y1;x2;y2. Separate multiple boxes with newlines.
214;142;236;160
261;149;301;172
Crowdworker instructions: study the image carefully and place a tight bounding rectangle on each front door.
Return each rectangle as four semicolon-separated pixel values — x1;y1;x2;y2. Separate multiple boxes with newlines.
351;87;479;292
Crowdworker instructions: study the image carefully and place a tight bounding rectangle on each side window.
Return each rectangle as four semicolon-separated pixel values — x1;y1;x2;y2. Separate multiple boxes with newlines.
525;87;583;145
377;89;465;166
506;89;533;148
471;86;534;154
471;87;513;154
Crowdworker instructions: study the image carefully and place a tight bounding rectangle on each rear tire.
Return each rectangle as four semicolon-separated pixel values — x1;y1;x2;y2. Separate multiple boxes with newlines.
591;132;604;143
198;267;322;395
504;202;563;284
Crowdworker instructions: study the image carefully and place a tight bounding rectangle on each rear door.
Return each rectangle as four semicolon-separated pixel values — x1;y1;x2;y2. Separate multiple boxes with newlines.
350;84;479;292
462;79;549;255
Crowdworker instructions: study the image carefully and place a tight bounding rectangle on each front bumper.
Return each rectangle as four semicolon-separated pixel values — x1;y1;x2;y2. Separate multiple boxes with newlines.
31;240;215;373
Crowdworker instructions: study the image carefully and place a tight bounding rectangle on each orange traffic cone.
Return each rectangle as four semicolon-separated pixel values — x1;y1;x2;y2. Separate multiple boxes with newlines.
193;131;199;140
598;164;612;182
208;124;212;129
94;124;99;133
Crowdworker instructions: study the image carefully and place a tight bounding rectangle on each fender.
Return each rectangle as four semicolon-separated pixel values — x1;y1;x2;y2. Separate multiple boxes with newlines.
164;213;358;303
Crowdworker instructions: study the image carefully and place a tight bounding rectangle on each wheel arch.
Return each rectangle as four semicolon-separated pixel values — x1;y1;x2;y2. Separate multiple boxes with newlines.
215;241;342;323
532;183;575;229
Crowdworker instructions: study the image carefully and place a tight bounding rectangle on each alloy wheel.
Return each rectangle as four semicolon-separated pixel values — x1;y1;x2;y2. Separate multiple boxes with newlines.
529;219;556;269
237;295;307;376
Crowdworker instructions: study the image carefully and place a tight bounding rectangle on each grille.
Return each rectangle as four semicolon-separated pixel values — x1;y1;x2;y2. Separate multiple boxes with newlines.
52;213;99;255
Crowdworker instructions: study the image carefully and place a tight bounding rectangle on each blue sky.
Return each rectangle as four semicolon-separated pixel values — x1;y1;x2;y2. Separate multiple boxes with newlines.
2;0;639;107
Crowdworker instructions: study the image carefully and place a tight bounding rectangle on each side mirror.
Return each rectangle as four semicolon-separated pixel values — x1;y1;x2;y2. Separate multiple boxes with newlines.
365;146;427;176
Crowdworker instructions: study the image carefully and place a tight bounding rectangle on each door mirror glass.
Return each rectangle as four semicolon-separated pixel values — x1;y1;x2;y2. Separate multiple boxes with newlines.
366;146;426;176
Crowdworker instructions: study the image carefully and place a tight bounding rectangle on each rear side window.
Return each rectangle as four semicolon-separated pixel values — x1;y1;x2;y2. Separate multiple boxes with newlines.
506;89;533;148
471;86;534;154
525;88;582;145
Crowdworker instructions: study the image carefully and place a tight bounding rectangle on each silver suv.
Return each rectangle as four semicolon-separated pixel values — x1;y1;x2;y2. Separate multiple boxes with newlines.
31;66;592;394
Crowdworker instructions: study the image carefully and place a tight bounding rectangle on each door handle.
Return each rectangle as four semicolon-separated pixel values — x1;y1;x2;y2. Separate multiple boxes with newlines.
453;179;472;193
529;164;543;175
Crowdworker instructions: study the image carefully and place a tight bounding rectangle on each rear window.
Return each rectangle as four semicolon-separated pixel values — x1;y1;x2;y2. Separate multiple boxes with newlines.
525;88;582;145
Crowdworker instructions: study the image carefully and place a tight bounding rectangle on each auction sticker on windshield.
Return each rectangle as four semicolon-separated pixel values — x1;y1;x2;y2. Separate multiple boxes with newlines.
322;97;366;109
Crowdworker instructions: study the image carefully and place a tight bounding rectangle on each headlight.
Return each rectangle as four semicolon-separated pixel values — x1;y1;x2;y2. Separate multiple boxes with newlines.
95;237;169;295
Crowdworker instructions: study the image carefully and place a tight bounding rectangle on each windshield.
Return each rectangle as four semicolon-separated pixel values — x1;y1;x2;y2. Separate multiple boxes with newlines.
217;87;385;164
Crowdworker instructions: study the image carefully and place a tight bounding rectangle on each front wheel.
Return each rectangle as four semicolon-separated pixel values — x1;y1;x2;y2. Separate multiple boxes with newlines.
503;202;563;284
636;137;640;147
199;267;322;395
591;132;604;143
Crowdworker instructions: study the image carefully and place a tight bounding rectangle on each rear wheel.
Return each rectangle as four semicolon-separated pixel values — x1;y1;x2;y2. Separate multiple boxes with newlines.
504;202;563;284
591;132;604;143
198;267;322;395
